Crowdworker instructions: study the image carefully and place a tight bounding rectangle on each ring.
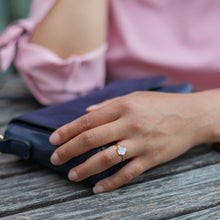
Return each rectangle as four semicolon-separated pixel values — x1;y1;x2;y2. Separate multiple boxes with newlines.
115;144;127;162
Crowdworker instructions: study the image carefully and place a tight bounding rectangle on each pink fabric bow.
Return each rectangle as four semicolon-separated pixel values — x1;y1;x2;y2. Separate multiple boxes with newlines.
0;20;34;72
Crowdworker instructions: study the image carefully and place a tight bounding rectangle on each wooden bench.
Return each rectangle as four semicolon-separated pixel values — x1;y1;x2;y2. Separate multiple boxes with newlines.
0;74;220;219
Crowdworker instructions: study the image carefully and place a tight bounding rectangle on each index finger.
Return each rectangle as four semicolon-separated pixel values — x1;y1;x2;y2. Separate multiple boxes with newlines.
49;101;121;145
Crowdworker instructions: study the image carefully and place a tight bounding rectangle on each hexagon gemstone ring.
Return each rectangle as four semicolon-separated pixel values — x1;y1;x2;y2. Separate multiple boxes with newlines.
115;144;127;162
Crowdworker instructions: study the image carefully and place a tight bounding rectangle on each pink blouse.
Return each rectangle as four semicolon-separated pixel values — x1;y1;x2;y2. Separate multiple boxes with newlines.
1;0;220;105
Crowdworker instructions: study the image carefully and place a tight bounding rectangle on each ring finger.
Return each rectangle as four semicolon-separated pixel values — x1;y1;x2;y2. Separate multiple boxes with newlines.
68;140;143;182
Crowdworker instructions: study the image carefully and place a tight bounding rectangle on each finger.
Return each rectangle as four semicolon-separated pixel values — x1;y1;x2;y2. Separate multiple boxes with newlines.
92;157;147;194
68;140;143;182
50;121;125;165
86;97;121;112
49;101;121;145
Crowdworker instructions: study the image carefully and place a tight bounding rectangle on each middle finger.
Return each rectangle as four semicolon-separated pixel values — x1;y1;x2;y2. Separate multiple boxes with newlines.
51;121;125;165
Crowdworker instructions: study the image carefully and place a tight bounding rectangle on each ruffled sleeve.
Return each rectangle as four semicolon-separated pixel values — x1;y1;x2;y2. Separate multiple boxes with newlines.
0;0;107;105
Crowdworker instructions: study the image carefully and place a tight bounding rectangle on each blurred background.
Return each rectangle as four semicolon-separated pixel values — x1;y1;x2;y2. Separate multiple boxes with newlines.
0;0;32;75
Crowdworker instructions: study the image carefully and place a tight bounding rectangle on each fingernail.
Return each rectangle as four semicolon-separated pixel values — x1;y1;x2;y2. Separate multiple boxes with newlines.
92;185;104;194
50;152;61;165
49;133;60;145
68;170;79;181
86;105;100;111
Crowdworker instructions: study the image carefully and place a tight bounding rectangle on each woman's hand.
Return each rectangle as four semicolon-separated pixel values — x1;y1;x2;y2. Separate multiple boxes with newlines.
49;90;220;193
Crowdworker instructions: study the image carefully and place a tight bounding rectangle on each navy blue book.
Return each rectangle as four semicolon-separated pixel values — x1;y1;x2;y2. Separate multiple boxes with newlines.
0;76;193;185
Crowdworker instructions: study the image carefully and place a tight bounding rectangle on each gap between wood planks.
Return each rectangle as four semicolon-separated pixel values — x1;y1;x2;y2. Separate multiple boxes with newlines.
1;164;220;220
0;157;220;218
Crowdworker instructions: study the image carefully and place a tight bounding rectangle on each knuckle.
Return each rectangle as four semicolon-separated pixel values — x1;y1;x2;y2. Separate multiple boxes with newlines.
129;117;144;131
148;148;162;165
81;130;96;148
121;166;141;183
80;115;93;130
120;164;143;183
119;98;134;112
106;109;119;121
121;171;134;183
104;180;118;191
56;126;69;141
56;147;69;161
102;151;115;166
132;163;143;175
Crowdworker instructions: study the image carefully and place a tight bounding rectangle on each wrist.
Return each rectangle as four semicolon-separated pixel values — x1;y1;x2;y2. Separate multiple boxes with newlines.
189;89;220;144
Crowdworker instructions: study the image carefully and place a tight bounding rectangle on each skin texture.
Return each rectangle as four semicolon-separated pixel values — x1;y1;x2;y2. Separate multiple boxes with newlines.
28;0;220;193
30;0;109;58
50;89;220;193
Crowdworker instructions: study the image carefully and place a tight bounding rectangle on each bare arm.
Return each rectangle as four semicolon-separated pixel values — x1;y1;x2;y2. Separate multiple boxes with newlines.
30;0;109;59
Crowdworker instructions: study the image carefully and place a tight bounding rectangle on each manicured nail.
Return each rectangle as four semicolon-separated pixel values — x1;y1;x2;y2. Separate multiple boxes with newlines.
50;152;61;165
68;170;79;181
49;133;60;145
92;185;104;194
86;105;100;111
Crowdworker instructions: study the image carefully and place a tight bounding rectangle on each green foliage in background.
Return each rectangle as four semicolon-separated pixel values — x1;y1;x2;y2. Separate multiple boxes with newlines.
0;0;32;74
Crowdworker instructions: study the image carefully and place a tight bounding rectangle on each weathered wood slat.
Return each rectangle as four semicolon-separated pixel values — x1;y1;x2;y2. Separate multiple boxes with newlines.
129;144;220;186
0;160;40;179
0;74;32;97
0;100;40;125
0;154;21;164
0;74;41;126
171;206;220;220
0;170;91;217
1;164;219;220
0;154;40;179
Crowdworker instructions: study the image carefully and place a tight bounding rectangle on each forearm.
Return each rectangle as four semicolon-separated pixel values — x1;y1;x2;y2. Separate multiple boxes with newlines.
30;0;109;59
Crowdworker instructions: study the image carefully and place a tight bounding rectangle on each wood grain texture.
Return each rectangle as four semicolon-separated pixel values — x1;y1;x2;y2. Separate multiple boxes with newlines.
128;144;220;186
0;74;32;97
0;159;40;179
171;205;220;220
0;101;40;125
0;74;41;132
1;164;219;220
0;154;20;165
0;170;92;217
